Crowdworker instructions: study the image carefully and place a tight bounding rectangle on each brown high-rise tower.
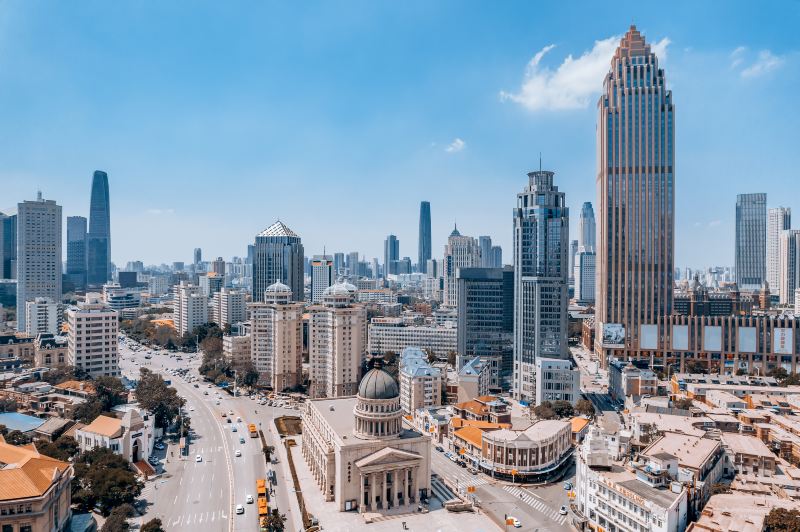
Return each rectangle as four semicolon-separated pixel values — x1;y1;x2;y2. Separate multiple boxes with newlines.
596;26;675;365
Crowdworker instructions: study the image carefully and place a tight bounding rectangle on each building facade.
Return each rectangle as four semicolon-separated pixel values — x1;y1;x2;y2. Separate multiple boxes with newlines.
596;26;675;364
0;213;16;280
767;207;791;298
24;298;59;336
513;169;569;401
173;282;208;337
418;201;431;273
384;235;399;276
66;215;87;290
735;193;767;290
86;170;112;287
368;318;457;359
442;225;480;308
778;229;800;305
252;221;304;302
574;250;596;304
398;348;442;414
212;287;246;327
535;357;580;405
67;294;119;377
311;255;334;303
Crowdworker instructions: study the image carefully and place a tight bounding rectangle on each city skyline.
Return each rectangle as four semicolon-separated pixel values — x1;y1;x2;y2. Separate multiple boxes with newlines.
1;2;797;266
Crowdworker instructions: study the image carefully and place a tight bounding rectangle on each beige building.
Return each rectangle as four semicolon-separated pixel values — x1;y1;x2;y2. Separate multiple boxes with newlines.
398;348;442;414
301;366;431;513
173;282;208;337
0;435;73;532
223;333;251;367
75;407;155;464
33;333;68;369
308;281;366;399
66;293;119;377
478;420;572;482
367;318;457;359
212;288;247;327
249;281;303;391
442;225;480;308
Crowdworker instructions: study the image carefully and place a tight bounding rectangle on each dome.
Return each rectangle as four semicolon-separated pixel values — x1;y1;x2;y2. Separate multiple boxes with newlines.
265;280;291;293
358;367;399;400
323;280;357;296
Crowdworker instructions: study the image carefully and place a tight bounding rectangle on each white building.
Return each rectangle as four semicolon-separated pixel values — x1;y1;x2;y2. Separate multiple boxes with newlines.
778;229;800;305
75;406;154;464
767;207;791;299
25;298;59;336
574;250;596;304
355;289;397;304
223;333;251;366
398;347;442;414
147;275;170;296
310;255;334;303
442;225;480;308
249;281;303;391
535;357;580;405
368;318;457;359
456;356;493;403
173;282;208;337
67;293;119;377
102;283;142;311
213;287;246;327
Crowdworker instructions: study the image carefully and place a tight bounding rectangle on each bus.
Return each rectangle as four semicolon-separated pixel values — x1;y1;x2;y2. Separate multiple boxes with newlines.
249;423;258;438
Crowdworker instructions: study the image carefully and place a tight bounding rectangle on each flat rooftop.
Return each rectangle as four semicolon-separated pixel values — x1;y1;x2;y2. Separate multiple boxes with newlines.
720;433;774;459
643;433;720;471
309;397;424;445
602;464;684;509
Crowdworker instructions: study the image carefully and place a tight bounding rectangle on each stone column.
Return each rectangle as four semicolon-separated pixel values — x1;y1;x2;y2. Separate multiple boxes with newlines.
409;466;416;503
370;472;377;511
401;468;408;508
360;474;366;513
389;469;395;509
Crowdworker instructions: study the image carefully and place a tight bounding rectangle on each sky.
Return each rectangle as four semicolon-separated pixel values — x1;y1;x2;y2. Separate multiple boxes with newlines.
1;1;798;269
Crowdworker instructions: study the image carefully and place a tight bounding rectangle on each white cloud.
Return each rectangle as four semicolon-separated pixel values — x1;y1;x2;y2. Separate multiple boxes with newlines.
445;138;465;153
730;46;747;68
146;208;175;215
500;35;671;112
740;50;784;78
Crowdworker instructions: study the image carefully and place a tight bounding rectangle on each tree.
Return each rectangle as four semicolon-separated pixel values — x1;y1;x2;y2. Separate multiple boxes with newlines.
42;366;89;386
764;507;800;532
685;360;706;374
95;376;127;411
5;430;31;445
136;368;184;429
140;518;165;532
779;373;800;387
552;400;575;419
101;503;134;532
200;336;223;357
672;397;694;410
73;398;105;424
37;436;80;461
710;482;731;495
263;445;275;463
532;401;556;420
735;368;747;376
0;397;17;413
768;367;789;380
447;351;457;367
72;448;142;515
180;415;192;437
382;350;397;366
575;399;595;418
265;508;287;532
425;349;437;364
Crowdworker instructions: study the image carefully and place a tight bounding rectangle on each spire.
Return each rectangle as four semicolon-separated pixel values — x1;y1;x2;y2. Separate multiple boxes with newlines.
450;223;461;237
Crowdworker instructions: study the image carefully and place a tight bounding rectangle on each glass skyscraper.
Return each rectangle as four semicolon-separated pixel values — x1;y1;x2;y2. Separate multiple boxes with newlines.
513;169;569;401
596;26;675;364
384;234;399;276
418;201;431;273
0;213;16;279
252;220;304;302
87;170;111;287
736;193;767;290
66;216;87;290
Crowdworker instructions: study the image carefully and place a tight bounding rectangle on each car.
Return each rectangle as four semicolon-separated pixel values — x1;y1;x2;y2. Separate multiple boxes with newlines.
469;468;478;475
509;516;521;528
458;460;467;468
221;412;227;417
195;455;202;462
563;482;573;491
449;455;458;463
189;406;195;411
154;443;165;450
235;450;242;457
240;437;246;444
246;494;254;504
235;504;244;514
148;457;159;466
260;400;266;406
194;384;199;388
204;391;209;395
435;446;444;452
232;426;237;432
559;506;568;515
215;400;221;405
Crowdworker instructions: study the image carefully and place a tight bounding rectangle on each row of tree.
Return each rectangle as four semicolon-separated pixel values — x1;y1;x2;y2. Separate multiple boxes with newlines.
531;399;595;420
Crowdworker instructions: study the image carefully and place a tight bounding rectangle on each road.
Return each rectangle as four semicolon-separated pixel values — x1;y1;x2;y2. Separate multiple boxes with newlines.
570;345;623;434
119;338;298;532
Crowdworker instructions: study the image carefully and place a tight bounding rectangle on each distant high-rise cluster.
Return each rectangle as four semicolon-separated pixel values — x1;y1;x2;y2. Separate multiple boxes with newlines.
574;202;596;304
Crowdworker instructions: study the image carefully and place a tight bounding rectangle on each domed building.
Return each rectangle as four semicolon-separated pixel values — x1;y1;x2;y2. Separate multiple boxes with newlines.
302;364;431;515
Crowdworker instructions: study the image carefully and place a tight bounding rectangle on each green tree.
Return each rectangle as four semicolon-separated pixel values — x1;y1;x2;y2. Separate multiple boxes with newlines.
263;445;275;462
180;415;192;437
764;507;800;532
552;400;575;419
5;430;31;445
136;368;184;429
532;401;556;420
37;436;80;461
95;376;127;411
779;373;800;386
72;448;142;515
672;397;694;410
73;398;105;423
100;503;134;532
446;351;457;367
140;518;165;532
265;508;287;532
575;399;595;418
0;397;17;413
200;335;223;357
425;349;437;364
685;360;705;374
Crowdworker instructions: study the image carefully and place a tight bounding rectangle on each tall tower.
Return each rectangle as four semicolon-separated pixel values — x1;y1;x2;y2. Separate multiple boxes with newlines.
17;193;62;332
66;216;88;290
418;201;432;273
513;170;569;401
384;235;399;276
596;26;675;365
735;193;767;290
310;255;334;303
252;220;304;302
194;248;202;266
86;170;111;287
442;225;481;308
579;202;596;252
767;207;791;298
479;236;493;268
0;213;17;279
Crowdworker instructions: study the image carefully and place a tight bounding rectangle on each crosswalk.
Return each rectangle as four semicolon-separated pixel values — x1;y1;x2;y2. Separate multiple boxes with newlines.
502;485;567;525
168;511;228;529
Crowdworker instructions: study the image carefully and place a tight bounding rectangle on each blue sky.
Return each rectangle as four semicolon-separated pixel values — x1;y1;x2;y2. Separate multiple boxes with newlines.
1;1;798;268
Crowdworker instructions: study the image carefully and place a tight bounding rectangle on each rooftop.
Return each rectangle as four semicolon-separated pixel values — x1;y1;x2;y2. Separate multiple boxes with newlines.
483;419;570;443
453;426;484;448
688;493;796;532
0;436;70;501
720;433;774;458
81;415;123;438
643;433;720;471
601;464;684;510
0;412;46;433
309;397;424;445
257;220;299;238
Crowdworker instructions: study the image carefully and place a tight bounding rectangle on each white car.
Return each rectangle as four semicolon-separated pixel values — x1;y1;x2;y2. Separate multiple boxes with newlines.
246;494;254;504
235;450;242;457
510;517;521;528
236;504;244;515
559;506;568;516
195;455;202;462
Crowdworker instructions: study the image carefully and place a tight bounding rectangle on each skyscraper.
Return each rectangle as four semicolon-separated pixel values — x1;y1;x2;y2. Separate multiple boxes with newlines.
66;216;88;290
418;201;432;273
347;251;360;276
333;252;345;275
194;248;202;266
17;193;62;332
0;213;16;279
86;170;111;287
778;230;800;305
490;246;502;268
479;236;493;268
569;239;578;284
513;170;569;401
252;220;304;302
310;255;334;303
735;193;767;290
596;26;674;364
442;225;481;308
579;202;596;252
767;207;791;298
384;235;399;276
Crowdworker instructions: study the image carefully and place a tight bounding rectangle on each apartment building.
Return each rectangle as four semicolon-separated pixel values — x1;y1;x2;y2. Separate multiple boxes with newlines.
66;294;119;377
368;317;456;359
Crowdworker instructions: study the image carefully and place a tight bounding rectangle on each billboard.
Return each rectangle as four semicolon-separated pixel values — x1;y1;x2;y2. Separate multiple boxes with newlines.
601;323;625;348
738;327;757;353
703;326;722;352
672;325;689;351
639;324;659;350
773;328;794;355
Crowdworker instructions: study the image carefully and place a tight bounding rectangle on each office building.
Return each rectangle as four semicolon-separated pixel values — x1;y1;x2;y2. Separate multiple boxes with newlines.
425;258;439;278
252;220;304;302
569;239;578;284
767;207;791;297
579;201;596;252
198;272;223;296
347;251;360;276
512;169;569;401
16;193;62;332
479;236;493;268
223;333;251;366
456;266;513;378
384;235;399;276
309;280;366;398
735;193;767;290
442;225;480;308
148;275;169;296
332;252;345;276
117;271;138;289
66;215;87;290
310;255;334;303
193;247;202;266
368;318;457;359
0;213;16;279
574;250;596;304
67;293;119;377
534;357;579;405
86;170;111;287
596;26;675;364
371;257;379;279
778;229;800;305
173;282;208;337
25;298;59;336
212;256;225;276
102;283;141;311
418;201;432;273
490;246;502;268
249;281;303;390
212;287;247;327
398;347;442;414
